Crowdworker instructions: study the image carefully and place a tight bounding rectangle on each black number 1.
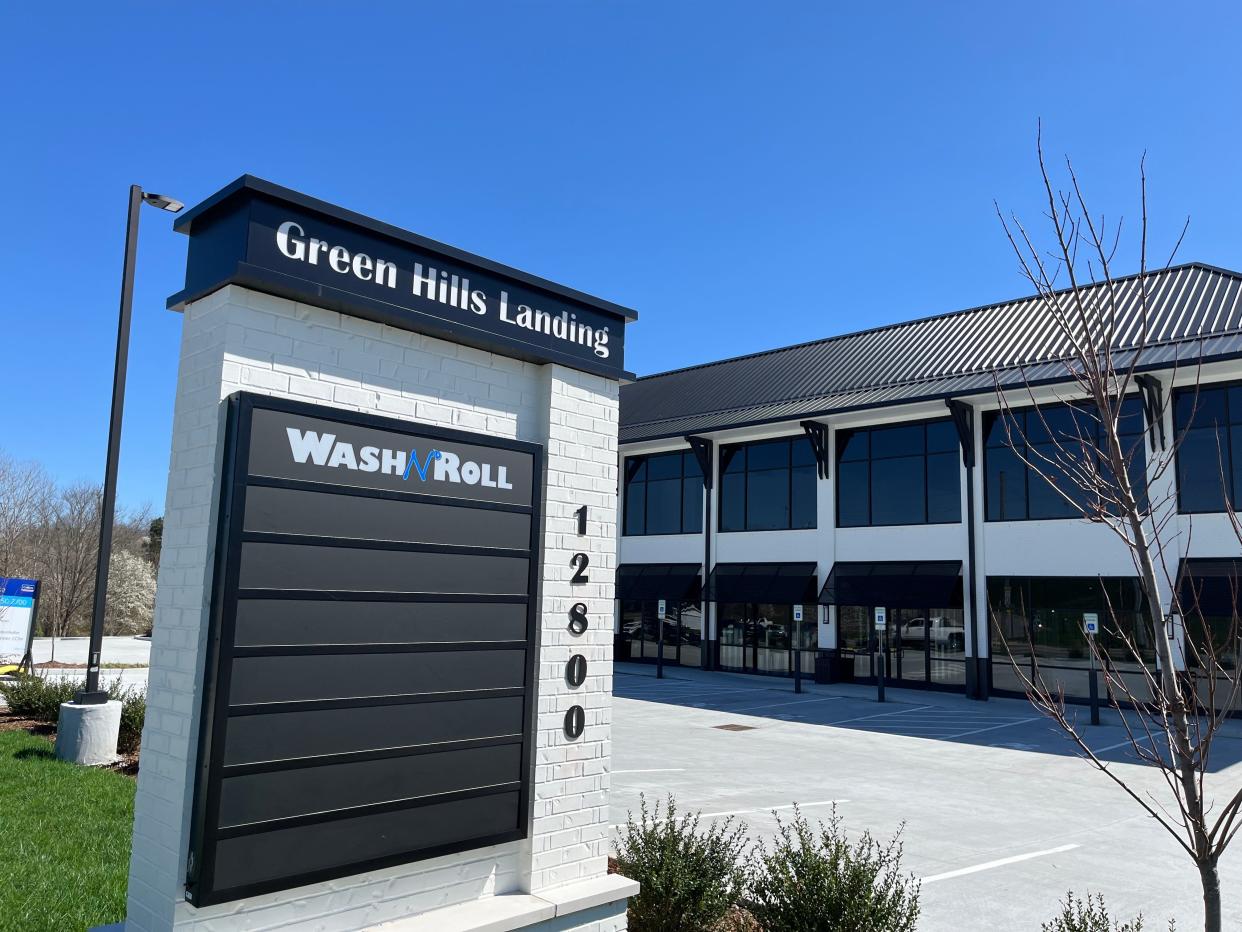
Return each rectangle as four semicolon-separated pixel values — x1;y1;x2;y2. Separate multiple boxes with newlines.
574;505;587;535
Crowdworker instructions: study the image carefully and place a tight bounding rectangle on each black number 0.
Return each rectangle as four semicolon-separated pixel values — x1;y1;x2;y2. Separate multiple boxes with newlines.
570;552;590;584
566;654;587;687
564;705;586;739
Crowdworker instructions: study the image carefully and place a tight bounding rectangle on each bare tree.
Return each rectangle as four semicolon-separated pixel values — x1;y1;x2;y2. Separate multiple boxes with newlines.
31;482;103;661
0;451;53;575
992;131;1241;932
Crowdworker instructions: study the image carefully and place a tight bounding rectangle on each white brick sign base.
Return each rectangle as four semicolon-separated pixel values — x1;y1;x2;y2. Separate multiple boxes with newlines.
124;285;624;931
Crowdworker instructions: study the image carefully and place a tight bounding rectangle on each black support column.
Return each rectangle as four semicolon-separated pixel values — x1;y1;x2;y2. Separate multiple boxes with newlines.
947;399;987;701
686;435;714;670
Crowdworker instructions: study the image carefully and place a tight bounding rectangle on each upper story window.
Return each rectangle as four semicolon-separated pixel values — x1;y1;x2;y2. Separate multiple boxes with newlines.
984;397;1147;521
719;436;817;532
1174;383;1242;513
836;419;961;527
623;450;703;536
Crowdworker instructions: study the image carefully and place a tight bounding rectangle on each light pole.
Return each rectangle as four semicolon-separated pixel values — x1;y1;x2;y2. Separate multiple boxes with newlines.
76;185;183;704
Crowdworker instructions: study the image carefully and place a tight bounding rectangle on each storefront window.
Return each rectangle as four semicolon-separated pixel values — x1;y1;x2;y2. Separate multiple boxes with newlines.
987;576;1156;701
1173;383;1242;513
719;436;817;532
623;450;703;536
836;418;961;527
984;398;1147;521
717;602;815;675
619;599;703;667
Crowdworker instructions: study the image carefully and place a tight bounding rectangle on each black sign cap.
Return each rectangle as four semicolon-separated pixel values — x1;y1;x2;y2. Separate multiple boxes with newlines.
168;175;637;380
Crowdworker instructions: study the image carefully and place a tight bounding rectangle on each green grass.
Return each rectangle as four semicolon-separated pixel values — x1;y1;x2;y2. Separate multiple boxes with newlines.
0;730;134;931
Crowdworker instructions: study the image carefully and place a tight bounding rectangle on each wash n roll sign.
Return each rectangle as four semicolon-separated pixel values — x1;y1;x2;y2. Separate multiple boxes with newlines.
169;177;635;379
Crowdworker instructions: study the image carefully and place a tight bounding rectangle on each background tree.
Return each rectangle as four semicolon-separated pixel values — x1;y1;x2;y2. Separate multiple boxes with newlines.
992;133;1241;932
104;550;156;636
0;452;52;576
144;516;163;577
33;482;104;660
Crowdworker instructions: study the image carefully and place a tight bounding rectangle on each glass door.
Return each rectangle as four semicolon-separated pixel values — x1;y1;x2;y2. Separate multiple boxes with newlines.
754;603;791;674
718;603;748;672
889;608;928;684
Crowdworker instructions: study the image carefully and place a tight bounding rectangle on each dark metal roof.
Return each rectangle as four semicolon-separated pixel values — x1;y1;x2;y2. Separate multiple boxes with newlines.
621;263;1242;443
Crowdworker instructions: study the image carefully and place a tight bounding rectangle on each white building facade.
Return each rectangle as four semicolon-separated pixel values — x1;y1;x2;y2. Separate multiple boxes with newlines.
616;264;1242;709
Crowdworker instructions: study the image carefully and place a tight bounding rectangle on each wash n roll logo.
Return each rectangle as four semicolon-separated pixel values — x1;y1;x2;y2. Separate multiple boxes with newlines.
285;428;514;490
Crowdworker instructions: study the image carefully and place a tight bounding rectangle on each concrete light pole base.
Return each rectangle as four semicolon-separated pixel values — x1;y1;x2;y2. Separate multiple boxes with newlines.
55;700;122;765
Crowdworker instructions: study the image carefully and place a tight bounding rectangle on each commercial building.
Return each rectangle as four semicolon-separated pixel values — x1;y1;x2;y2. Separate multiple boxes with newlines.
615;262;1242;706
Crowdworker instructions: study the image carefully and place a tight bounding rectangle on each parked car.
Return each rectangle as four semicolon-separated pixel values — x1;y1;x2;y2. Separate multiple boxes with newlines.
893;616;965;651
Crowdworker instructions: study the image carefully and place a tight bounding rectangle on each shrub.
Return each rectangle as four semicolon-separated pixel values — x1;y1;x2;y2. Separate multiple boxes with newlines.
615;794;749;932
1042;891;1174;932
745;806;920;932
0;673;82;720
0;674;146;754
113;684;146;755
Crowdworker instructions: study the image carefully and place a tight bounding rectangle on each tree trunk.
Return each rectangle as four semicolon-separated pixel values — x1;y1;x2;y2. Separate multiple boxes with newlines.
1199;857;1221;932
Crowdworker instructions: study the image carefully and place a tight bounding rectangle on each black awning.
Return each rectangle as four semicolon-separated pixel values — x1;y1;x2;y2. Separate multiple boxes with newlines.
819;561;963;609
616;564;703;602
704;562;818;605
1176;559;1242;617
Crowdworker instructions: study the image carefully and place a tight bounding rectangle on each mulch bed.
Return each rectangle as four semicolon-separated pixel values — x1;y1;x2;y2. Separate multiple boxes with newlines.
0;711;139;777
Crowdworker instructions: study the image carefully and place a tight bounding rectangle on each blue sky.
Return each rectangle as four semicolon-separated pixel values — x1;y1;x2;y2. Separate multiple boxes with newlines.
2;3;1241;511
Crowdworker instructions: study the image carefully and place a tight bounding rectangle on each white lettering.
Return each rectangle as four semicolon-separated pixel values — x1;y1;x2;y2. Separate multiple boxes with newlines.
359;446;380;472
276;221;306;260
286;428;336;465
470;289;487;315
352;253;373;281
435;450;461;483
327;245;350;274
480;463;497;488
375;258;397;288
327;442;358;469
461;461;481;485
381;448;406;475
412;262;436;299
497;466;513;490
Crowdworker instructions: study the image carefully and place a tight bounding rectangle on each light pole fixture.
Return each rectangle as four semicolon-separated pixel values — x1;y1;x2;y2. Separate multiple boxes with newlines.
77;185;182;705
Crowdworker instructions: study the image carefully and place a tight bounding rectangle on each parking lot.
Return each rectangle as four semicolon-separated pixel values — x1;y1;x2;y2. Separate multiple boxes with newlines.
610;663;1242;931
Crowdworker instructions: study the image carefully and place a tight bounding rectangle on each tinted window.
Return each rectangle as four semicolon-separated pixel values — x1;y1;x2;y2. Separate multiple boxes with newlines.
719;437;818;532
984;398;1148;521
623;451;704;535
836;419;961;527
1175;384;1242;514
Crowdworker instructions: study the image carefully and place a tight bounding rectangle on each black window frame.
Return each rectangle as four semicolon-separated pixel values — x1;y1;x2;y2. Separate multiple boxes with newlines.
834;417;962;528
1173;381;1242;515
983;396;1148;523
622;449;704;537
718;435;818;533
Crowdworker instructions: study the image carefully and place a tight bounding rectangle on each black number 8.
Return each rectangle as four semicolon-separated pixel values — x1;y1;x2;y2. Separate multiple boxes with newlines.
569;602;589;635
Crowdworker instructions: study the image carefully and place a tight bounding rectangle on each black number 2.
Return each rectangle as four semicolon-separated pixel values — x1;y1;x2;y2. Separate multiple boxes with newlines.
570;552;590;584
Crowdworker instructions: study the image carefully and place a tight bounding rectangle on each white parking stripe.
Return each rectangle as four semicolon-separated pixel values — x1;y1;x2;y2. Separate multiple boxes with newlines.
718;696;845;714
697;799;849;819
826;705;939;726
1091;734;1161;755
946;717;1042;739
921;844;1080;883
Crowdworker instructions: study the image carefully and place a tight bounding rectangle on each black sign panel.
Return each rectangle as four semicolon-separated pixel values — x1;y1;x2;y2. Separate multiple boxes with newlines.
169;176;636;380
186;393;543;906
